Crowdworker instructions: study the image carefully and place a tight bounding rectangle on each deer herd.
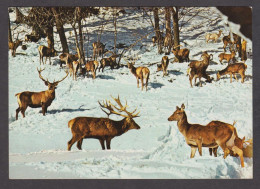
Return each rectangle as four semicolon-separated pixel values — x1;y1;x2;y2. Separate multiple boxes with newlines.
11;23;252;169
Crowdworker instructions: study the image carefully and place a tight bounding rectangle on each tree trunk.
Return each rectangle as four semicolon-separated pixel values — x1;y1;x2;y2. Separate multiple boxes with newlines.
51;8;69;53
15;7;24;24
153;8;163;54
165;7;172;54
46;26;54;49
8;13;12;43
165;7;171;36
78;19;86;65
171;7;180;50
113;9;117;54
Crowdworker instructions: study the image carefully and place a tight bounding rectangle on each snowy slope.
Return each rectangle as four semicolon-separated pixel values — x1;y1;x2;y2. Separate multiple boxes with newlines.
9;7;253;179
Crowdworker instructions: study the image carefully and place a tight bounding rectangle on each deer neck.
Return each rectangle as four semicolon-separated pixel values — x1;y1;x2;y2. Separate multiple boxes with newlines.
130;66;137;77
177;113;190;135
219;68;228;76
115;118;130;136
46;89;56;99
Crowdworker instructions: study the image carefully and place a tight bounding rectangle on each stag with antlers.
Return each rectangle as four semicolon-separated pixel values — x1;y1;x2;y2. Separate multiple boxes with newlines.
15;68;68;120
67;95;141;151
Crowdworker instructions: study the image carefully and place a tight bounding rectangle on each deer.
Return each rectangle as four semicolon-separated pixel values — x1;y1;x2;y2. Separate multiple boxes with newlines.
241;39;247;62
205;30;222;43
157;56;169;77
217;62;247;83
172;45;190;63
187;51;213;87
67;61;79;80
59;53;79;68
24;34;40;42
222;33;241;53
92;41;105;60
15;68;68;120
38;45;58;65
67;95;141;151
127;59;150;91
164;33;173;54
9;33;23;57
152;34;164;47
218;51;236;64
99;52;119;72
85;60;99;79
168;104;245;167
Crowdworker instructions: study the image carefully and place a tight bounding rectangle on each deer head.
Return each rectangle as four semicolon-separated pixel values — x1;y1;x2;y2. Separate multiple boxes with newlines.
37;68;68;91
168;104;185;121
98;95;140;130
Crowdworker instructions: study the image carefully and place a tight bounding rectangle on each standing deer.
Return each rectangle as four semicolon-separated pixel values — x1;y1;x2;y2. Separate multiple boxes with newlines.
92;41;105;60
168;104;244;167
187;51;213;87
217;63;247;83
15;68;68;120
9;40;22;57
205;30;222;43
157;56;169;77
67;95;141;151
38;45;58;65
85;60;99;79
127;61;150;91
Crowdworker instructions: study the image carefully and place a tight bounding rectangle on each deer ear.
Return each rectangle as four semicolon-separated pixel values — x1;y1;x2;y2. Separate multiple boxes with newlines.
44;81;49;86
181;104;185;110
176;106;179;110
242;136;245;141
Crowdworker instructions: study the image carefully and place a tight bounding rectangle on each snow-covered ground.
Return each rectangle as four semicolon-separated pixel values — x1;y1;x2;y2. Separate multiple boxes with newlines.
9;7;253;179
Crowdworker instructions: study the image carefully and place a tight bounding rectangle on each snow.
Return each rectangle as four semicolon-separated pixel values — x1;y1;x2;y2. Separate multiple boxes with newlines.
9;7;253;179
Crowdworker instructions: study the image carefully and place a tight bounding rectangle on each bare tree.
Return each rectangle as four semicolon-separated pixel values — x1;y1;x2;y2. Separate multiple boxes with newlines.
171;7;180;50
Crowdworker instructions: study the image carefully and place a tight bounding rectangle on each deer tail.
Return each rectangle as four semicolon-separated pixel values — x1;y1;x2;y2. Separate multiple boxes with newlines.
15;93;22;107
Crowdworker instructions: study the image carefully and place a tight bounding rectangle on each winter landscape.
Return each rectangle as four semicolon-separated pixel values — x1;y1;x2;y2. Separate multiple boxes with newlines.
8;7;252;179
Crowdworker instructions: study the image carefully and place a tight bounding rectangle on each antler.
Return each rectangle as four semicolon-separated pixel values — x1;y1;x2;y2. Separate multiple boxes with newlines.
98;95;140;118
37;67;49;84
53;71;69;85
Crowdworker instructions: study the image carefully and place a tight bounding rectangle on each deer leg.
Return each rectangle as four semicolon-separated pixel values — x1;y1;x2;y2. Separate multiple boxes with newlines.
197;138;203;156
190;147;197;158
21;106;27;118
99;139;105;150
92;71;96;79
42;104;46;116
137;78;140;88
199;77;202;87
141;77;144;91
189;75;194;88
219;143;230;159
76;138;83;150
16;107;21;120
240;70;245;83
231;146;244;167
146;77;149;91
209;148;213;156
49;56;51;65
106;137;112;150
45;56;47;65
213;147;218;157
67;135;80;151
230;73;233;83
234;73;238;81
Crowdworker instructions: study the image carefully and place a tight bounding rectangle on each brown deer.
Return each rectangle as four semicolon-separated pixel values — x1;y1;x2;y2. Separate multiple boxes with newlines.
188;51;213;87
15;68;68;120
222;33;241;52
172;46;190;63
241;39;247;62
99;52;119;72
168;104;244;167
67;95;141;151
67;61;79;80
38;45;58;65
59;53;79;67
9;40;22;57
205;30;222;43
217;63;247;83
92;41;105;60
127;61;150;91
218;51;236;64
157;56;169;77
85;60;99;79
